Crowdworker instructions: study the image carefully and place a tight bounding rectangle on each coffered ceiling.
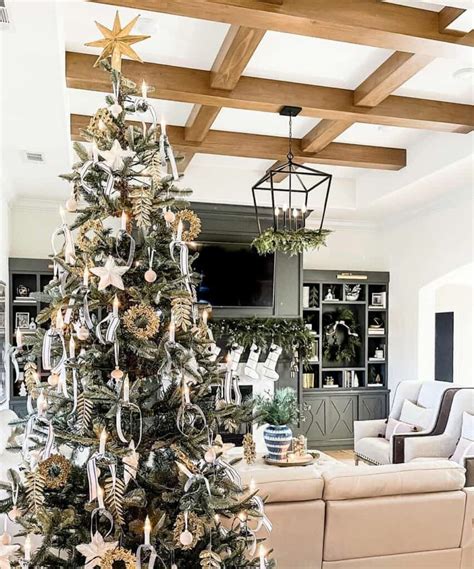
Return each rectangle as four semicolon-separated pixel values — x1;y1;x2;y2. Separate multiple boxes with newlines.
1;0;473;224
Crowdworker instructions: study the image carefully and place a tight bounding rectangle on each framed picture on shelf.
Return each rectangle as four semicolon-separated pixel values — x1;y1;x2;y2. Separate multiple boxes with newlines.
371;292;386;308
15;312;30;329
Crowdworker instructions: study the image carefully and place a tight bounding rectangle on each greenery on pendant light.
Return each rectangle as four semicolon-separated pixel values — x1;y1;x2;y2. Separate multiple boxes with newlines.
252;227;331;256
254;387;300;426
323;307;361;364
209;317;315;364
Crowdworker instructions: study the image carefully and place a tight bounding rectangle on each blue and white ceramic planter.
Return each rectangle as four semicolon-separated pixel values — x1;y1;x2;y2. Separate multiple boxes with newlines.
263;424;293;461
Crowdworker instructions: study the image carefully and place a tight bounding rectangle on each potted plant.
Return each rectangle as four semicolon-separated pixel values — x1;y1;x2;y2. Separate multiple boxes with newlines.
254;387;300;461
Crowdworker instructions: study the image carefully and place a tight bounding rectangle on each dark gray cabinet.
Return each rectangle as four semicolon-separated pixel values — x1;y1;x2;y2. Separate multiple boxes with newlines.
301;390;389;449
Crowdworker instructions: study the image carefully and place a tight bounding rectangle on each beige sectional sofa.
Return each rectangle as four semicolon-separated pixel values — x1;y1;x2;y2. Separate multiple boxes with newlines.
244;460;473;569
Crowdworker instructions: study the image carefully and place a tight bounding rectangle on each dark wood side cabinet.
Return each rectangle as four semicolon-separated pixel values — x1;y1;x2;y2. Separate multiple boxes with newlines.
298;269;390;449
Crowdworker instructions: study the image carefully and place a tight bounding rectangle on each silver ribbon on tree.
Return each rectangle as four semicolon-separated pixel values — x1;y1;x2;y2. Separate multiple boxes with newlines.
176;371;207;436
42;324;69;397
79;160;115;198
169;235;192;296
116;378;143;448
64;285;94;331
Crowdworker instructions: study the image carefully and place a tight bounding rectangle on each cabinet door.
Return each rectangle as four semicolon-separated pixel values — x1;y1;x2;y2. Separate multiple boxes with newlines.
300;396;328;444
327;396;357;440
358;393;388;421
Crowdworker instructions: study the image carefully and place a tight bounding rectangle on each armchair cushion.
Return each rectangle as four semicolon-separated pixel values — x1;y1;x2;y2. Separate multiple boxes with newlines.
451;412;474;465
385;418;417;440
355;437;390;465
399;400;433;430
353;419;386;444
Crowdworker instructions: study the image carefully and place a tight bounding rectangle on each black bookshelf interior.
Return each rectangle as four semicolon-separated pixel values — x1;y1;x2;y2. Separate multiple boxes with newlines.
299;270;390;449
9;258;53;415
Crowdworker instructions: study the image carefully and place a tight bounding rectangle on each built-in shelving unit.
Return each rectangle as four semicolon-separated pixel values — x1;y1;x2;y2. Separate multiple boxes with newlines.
298;270;390;449
9;258;53;416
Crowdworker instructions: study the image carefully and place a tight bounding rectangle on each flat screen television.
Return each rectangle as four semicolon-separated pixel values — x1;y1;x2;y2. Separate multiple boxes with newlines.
193;242;274;307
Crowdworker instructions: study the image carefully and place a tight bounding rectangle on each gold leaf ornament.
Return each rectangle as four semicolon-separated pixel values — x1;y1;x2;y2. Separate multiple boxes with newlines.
123;303;160;340
130;187;153;229
24;362;39;398
172;209;202;242
200;548;222;569
243;433;256;465
85;12;151;72
171;294;193;332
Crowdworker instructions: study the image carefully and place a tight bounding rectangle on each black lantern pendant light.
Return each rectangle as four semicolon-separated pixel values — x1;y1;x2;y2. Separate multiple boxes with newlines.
252;106;332;234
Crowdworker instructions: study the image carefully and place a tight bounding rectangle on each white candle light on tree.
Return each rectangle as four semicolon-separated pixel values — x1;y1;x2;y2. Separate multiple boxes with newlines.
144;515;151;545
176;220;183;242
202;309;208;327
15;328;23;349
161;116;167;136
83;266;89;288
24;534;31;562
92;140;99;163
122;374;130;403
99;428;107;455
113;294;119;317
55;309;64;331
259;544;266;569
97;484;105;510
121;211;127;232
37;390;47;416
141;80;148;100
169;317;176;343
69;335;76;359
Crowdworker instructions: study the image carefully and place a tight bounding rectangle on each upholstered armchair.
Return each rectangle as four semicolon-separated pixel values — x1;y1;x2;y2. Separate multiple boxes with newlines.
354;380;470;465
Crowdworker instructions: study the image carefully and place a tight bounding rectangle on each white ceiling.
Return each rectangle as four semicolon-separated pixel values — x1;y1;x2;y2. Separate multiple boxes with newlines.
1;0;473;225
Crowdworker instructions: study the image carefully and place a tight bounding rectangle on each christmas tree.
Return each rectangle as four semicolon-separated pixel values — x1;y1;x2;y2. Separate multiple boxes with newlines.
1;13;272;568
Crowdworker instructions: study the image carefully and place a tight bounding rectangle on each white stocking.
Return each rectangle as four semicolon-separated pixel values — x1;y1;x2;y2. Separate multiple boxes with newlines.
244;342;261;380
262;343;282;381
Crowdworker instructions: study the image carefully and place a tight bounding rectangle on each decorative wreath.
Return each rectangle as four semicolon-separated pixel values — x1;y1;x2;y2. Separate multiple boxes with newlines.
77;219;103;252
173;511;206;550
100;547;135;569
38;454;71;489
171;209;202;242
252;227;331;256
323;308;361;365
123;304;160;340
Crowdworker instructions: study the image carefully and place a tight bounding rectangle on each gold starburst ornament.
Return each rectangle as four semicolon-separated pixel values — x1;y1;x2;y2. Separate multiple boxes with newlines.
86;11;150;72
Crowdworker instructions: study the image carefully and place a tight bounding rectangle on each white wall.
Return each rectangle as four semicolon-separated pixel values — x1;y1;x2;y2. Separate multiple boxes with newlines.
0;193;11;408
304;223;386;271
382;187;473;390
435;282;473;386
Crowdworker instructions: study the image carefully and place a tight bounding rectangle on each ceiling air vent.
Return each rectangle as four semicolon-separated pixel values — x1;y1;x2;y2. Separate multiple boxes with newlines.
24;151;45;163
0;1;10;28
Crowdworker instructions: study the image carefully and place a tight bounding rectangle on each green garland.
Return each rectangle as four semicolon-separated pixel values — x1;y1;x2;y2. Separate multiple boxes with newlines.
323;307;361;364
252;227;331;256
209;317;314;364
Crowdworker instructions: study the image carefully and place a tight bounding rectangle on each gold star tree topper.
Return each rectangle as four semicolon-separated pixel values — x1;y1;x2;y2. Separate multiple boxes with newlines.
85;11;150;72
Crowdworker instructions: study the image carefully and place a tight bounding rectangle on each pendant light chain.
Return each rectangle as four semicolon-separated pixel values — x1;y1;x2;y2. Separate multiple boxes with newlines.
287;114;294;162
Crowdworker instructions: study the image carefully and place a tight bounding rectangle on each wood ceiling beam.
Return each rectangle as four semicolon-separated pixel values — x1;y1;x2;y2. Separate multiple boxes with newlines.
70;113;407;170
301;119;354;153
438;7;466;33
88;0;474;59
185;25;265;146
353;52;434;108
66;53;474;134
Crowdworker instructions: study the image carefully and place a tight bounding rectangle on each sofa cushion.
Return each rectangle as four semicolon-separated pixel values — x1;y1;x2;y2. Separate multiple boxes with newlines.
355;437;390;465
239;464;324;503
322;460;465;501
399;399;433;430
323;491;466;562
385;418;417;440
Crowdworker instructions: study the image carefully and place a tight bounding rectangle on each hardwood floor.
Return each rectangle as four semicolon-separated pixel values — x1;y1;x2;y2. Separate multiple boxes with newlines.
325;449;356;464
